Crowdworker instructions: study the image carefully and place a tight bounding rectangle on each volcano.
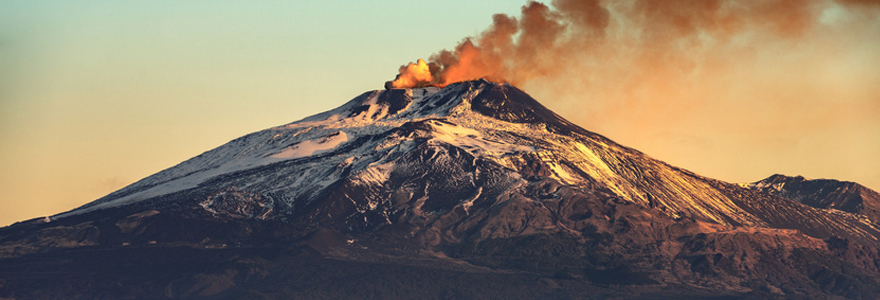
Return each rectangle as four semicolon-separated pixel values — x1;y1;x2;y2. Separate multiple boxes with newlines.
2;80;880;299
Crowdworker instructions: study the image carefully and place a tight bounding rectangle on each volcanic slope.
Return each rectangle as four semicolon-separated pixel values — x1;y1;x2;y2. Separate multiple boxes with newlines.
749;174;880;223
54;79;880;243
3;79;880;299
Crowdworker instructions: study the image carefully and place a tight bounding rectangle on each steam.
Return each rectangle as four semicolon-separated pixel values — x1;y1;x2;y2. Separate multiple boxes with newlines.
385;0;880;188
387;0;880;89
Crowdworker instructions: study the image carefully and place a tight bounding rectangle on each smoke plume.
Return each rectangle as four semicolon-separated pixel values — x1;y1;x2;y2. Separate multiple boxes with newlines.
386;0;880;189
387;0;879;89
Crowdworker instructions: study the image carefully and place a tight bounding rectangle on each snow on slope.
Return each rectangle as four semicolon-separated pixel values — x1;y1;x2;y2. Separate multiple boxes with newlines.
270;131;349;159
52;80;879;238
58;82;529;218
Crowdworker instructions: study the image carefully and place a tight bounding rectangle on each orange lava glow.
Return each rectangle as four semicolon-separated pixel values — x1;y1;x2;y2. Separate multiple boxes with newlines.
387;40;504;88
389;59;436;88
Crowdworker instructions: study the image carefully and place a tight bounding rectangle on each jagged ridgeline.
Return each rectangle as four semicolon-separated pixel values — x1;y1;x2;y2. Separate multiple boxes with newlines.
3;80;880;299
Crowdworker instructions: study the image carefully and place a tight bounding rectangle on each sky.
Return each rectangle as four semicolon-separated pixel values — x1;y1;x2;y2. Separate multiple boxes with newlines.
1;0;878;226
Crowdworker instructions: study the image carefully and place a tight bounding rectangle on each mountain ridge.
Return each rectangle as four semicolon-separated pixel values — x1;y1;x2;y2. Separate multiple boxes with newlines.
749;174;880;223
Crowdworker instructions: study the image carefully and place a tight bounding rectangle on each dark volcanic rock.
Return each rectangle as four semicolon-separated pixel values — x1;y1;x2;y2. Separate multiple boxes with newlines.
2;80;880;299
750;174;880;223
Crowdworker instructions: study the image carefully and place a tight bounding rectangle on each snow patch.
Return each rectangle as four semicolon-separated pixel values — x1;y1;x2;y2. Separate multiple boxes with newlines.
427;120;534;156
460;186;483;213
271;131;348;159
352;162;395;186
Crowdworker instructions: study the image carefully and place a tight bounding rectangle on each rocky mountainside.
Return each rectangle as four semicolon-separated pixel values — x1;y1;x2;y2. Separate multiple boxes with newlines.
749;174;880;223
2;80;880;299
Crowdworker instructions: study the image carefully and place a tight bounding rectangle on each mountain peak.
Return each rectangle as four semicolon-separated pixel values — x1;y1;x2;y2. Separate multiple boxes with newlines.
58;80;567;218
421;79;574;128
304;79;573;131
8;81;880;299
749;174;880;222
56;80;880;241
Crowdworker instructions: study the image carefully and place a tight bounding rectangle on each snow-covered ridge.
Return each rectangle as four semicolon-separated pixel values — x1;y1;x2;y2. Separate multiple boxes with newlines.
54;79;855;233
57;80;524;217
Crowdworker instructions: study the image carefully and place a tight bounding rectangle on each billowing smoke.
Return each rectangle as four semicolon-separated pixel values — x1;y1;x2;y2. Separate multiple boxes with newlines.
386;0;880;189
388;0;879;89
